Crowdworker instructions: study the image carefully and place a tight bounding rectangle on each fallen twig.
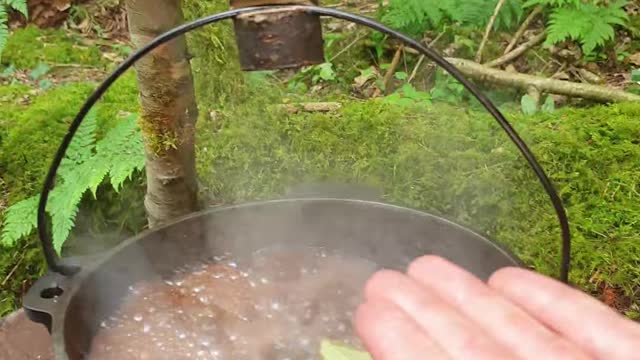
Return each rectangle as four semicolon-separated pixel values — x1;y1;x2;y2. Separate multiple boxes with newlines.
485;31;546;68
278;102;342;113
445;58;640;103
329;33;367;62
504;5;544;55
383;46;403;93
2;252;25;287
408;32;446;83
476;0;508;63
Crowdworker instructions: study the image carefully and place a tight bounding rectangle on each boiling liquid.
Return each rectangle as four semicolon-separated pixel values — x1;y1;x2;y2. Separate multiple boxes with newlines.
89;247;377;359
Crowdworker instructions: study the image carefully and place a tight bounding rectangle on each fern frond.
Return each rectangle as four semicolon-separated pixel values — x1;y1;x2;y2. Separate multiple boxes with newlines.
60;110;98;179
457;0;524;31
48;182;83;254
382;0;446;36
1;111;145;254
0;6;8;58
5;0;27;17
95;114;145;191
545;1;628;55
0;195;39;247
523;0;579;7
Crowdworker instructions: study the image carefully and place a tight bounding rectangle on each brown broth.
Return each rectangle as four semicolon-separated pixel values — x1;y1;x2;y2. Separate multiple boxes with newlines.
89;247;377;359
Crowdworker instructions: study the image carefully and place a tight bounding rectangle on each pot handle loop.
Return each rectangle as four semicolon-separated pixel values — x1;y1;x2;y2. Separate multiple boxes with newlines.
35;5;572;283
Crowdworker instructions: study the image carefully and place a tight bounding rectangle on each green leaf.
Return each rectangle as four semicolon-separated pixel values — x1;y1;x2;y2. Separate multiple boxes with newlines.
29;63;50;80
6;0;28;17
96;113;145;191
1;196;39;247
38;79;53;90
320;340;372;360
521;94;539;115
545;1;628;56
48;183;83;254
59;109;98;179
0;7;8;58
632;69;640;83
318;62;336;82
394;71;408;80
1;63;15;77
542;96;555;113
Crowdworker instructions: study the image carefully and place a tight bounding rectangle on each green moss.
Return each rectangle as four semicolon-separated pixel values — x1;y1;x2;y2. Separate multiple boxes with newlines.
1;26;105;69
197;96;640;311
182;0;246;108
0;72;139;316
0;72;139;200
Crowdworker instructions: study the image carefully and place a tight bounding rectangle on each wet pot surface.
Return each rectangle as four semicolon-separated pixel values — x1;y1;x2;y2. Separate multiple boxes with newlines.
28;199;521;359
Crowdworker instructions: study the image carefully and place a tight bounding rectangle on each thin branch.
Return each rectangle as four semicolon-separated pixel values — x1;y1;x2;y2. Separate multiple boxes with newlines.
475;0;508;63
445;57;640;103
484;31;547;68
504;5;544;55
383;46;403;93
2;252;25;287
408;31;446;83
329;33;367;62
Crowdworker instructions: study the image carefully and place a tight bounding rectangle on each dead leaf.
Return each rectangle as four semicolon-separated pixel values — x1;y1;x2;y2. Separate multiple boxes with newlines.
627;52;640;66
53;0;71;12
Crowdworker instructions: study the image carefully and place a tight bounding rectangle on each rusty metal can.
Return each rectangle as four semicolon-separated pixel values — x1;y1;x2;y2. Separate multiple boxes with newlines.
230;0;325;71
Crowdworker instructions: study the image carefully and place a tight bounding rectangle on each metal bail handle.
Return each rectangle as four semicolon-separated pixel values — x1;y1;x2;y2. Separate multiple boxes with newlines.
36;5;572;282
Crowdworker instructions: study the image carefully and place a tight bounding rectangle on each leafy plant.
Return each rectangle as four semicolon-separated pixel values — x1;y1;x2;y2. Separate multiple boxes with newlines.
287;62;337;92
29;62;50;80
0;0;27;58
321;340;372;360
1;111;145;253
383;83;432;107
380;0;524;37
431;70;467;103
526;0;629;55
521;94;539;115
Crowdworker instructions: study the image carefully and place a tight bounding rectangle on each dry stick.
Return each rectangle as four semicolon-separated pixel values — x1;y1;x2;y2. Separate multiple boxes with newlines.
277;102;343;113
408;31;446;83
2;253;25;286
504;5;544;55
445;57;640;103
367;42;640;102
475;0;508;63
329;33;367;62
484;31;546;68
382;46;403;93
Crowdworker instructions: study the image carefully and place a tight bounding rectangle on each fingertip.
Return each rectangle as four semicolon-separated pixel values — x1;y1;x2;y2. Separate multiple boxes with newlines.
407;255;455;275
364;269;406;300
487;266;527;288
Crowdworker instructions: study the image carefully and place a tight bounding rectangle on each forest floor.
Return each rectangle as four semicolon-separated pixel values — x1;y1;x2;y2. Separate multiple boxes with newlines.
0;0;639;321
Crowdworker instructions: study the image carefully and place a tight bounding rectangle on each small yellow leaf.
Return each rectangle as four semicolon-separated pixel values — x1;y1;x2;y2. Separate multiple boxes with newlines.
320;340;372;360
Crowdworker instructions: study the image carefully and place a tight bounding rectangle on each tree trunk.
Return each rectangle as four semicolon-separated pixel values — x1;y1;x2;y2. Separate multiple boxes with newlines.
125;0;199;228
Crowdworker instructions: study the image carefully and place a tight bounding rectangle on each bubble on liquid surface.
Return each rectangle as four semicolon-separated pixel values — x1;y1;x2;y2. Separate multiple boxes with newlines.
88;246;377;359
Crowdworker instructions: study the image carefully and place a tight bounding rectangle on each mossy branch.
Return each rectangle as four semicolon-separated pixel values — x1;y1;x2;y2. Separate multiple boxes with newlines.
446;58;640;103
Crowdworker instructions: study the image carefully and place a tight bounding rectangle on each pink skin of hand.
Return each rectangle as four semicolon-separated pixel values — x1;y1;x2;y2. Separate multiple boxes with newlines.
354;256;640;360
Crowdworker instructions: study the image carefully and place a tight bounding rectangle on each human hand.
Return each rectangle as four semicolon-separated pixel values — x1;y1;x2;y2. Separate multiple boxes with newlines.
354;256;640;360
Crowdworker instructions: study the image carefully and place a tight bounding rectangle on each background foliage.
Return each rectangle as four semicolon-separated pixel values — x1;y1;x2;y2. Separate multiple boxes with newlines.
0;0;638;324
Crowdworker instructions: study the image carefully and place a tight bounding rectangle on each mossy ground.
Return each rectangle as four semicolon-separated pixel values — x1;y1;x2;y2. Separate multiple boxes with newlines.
0;64;140;315
1;26;107;70
196;87;640;320
1;22;639;320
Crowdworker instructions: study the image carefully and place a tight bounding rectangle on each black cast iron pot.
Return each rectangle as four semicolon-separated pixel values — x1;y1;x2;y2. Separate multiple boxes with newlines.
25;198;523;359
23;5;571;360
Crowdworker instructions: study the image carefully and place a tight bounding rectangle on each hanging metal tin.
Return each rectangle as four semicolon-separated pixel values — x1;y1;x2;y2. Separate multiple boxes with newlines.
230;0;325;70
